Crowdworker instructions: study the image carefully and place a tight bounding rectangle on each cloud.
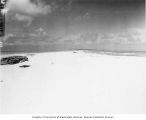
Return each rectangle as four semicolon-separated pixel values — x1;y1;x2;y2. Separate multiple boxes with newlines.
6;0;52;16
3;27;146;50
58;29;146;45
6;0;52;26
14;14;33;26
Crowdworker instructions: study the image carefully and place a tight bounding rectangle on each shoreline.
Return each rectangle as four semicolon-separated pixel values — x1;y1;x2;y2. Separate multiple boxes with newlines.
1;49;146;57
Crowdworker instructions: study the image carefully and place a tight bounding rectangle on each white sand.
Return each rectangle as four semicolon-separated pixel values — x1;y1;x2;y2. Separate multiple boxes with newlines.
0;51;146;114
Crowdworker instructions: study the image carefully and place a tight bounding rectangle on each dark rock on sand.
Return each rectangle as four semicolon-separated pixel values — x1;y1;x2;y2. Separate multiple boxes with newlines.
0;56;28;65
73;51;77;53
19;65;30;68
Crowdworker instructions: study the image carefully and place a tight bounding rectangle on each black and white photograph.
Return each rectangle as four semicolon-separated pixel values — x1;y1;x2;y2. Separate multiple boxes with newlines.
0;0;146;119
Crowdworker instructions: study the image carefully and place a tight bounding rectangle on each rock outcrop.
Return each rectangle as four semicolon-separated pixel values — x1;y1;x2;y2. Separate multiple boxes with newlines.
0;56;28;65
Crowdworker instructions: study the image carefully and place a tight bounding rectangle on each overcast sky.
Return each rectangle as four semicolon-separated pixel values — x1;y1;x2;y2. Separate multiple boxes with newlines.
2;0;146;52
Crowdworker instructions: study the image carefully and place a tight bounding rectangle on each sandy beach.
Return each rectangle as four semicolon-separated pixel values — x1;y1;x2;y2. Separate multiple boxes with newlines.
0;51;146;114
